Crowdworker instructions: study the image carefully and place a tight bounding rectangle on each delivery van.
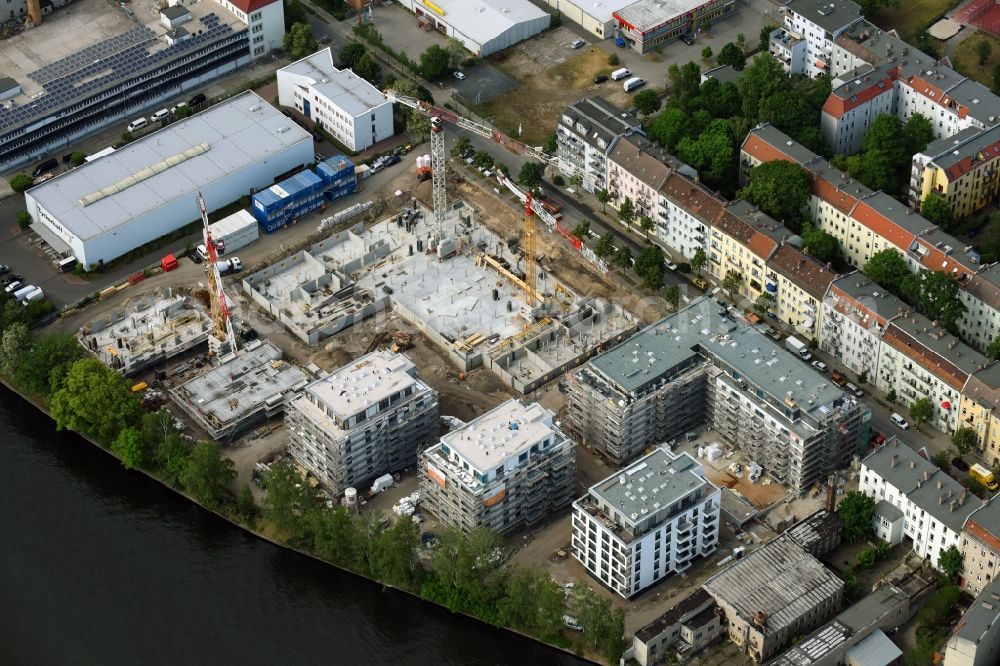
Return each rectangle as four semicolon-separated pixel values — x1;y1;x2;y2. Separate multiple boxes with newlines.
611;68;631;80
623;77;646;92
127;117;148;132
970;463;999;491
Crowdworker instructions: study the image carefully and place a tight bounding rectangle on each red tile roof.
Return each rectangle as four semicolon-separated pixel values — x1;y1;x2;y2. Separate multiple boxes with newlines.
660;173;726;223
830;283;891;327
740;134;798;166
850;200;916;250
882;324;969;391
767;244;838;300
226;0;279;13
748;232;778;260
813;174;861;215
964;517;1000;554
822;74;896;119
943;141;1000;180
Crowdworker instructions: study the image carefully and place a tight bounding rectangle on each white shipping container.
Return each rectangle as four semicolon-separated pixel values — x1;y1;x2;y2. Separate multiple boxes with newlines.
209;209;259;253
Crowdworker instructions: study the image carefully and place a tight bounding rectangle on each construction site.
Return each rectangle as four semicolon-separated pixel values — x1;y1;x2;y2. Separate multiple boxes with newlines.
77;289;213;376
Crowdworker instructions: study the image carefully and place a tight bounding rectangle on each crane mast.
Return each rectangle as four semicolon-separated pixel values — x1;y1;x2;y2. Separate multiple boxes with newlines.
523;192;538;305
199;192;237;356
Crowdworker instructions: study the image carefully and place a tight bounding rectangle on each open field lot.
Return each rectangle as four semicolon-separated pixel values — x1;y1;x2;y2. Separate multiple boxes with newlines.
953;30;1000;85
871;0;959;43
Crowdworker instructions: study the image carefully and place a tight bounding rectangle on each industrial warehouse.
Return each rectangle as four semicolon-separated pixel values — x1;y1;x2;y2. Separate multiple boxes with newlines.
24;91;312;266
395;0;550;56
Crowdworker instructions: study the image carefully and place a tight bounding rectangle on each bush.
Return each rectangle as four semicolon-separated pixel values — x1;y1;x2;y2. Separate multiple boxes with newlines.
677;262;691;273
608;53;620;66
552;174;565;186
16;210;31;230
9;174;32;193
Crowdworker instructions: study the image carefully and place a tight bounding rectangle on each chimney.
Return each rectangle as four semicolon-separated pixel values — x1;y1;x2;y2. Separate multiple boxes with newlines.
939;494;945;505
891;454;898;468
937;480;942;489
951;499;958;512
961;488;969;505
923;469;930;481
910;460;916;469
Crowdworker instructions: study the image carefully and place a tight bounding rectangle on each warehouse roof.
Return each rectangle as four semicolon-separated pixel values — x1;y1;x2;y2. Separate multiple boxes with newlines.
278;48;388;117
419;0;547;45
615;0;707;31
26;91;309;242
704;534;843;635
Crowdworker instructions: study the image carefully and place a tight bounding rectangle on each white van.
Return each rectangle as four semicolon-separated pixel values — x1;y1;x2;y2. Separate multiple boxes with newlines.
12;284;34;303
151;108;169;123
890;413;909;430
127;117;148;132
21;287;43;305
611;68;631;81
623;77;646;92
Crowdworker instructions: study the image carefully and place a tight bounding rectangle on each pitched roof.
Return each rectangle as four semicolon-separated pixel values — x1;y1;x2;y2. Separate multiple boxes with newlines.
742;124;818;166
823;68;896;119
659;172;727;223
609;135;672;190
767;243;839;300
226;0;279;12
882;316;984;391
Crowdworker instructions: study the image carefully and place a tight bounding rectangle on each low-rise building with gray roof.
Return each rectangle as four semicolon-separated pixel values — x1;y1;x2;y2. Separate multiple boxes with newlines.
944;575;1000;666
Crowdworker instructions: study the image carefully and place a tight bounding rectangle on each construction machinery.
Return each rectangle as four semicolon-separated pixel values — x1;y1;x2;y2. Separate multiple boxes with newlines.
390;331;412;353
199;193;237;356
523;192;538;305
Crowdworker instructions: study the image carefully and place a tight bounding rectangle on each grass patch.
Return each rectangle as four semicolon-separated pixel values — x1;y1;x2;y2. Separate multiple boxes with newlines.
870;0;957;43
953;31;1000;88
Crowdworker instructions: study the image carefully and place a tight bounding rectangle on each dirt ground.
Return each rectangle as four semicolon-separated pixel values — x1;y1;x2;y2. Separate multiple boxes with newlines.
479;45;628;145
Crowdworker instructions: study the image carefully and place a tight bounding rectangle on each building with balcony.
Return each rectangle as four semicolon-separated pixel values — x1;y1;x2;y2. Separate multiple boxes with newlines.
860;441;979;569
769;27;808;75
766;243;838;339
706;200;784;297
556;97;639;193
703;533;844;662
820;62;897;155
778;0;863;78
657;171;726;261
286;350;439;495
909;125;1000;220
627;588;724;665
277;47;393;152
571;447;720;598
612;0;736;53
565;297;869;490
606;135;673;220
958;365;1000;468
944;575;1000;666
960;498;1000;596
418;400;576;536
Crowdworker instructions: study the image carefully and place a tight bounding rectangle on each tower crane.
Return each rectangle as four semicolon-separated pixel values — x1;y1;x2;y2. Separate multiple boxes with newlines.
199;192;237;355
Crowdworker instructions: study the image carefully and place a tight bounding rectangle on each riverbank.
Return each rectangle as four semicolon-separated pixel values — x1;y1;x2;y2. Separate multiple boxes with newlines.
0;374;602;665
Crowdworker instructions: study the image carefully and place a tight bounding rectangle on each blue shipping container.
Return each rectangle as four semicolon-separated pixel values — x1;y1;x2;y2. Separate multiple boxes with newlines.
251;169;325;233
316;155;357;202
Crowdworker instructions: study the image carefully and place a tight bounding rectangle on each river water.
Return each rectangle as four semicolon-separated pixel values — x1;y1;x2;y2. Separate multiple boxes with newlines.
0;386;586;665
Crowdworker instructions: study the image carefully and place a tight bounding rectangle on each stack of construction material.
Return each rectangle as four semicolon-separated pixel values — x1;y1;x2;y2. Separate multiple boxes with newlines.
393;491;421;516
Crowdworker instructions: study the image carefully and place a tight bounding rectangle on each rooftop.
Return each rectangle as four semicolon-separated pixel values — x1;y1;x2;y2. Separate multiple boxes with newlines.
278;48;388;117
923;124;1000;178
963;363;1000;411
786;509;844;552
634;588;715;642
767;243;838;301
440;399;561;474
702;64;742;85
303;350;420;423
614;0;708;30
703;534;843;634
828;272;908;326
883;314;987;390
609;134;673;190
784;0;862;34
659;172;727;224
588;449;710;528
560;96;637;150
419;0;547;44
948;578;1000;656
743;124;822;167
964;496;1000;553
845;629;902;666
875;499;903;522
713;200;786;256
25;91;310;242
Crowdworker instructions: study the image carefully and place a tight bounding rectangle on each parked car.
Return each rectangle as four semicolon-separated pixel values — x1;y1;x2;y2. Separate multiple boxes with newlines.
171;102;188;115
32;157;58;178
845;382;864;398
570;38;586;49
953;457;970;472
196;244;209;261
187;249;203;264
188;92;206;106
680;34;695;45
0;264;8;275
811;360;828;373
692;277;709;290
664;260;678;271
891;412;909;430
453;71;466;80
4;280;22;294
563;615;583;631
219;256;242;274
385;154;401;167
592;74;608;84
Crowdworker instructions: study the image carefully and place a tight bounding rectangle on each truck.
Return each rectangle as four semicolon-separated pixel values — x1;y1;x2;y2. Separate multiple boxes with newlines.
370;473;395;495
970;463;999;491
784;336;812;361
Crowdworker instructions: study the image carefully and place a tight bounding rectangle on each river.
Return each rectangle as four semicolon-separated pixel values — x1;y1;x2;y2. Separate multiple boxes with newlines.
0;386;586;665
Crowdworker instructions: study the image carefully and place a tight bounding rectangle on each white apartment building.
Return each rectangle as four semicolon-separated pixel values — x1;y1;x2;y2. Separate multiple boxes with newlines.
820;273;906;380
277;47;394;152
572;447;720;598
556;97;639;193
773;0;862;78
215;0;285;60
657;172;723;261
286;350;439;495
860;442;978;569
419;400;576;536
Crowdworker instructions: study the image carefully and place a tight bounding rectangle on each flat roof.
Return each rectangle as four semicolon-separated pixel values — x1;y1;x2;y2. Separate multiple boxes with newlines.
588;449;709;526
27;91;310;242
785;0;862;34
279;48;388;117
703;534;843;634
875;499;903;522
845;629;901;666
417;0;547;44
161;5;192;19
615;0;709;30
635;588;714;642
304;350;420;423
441;399;558;473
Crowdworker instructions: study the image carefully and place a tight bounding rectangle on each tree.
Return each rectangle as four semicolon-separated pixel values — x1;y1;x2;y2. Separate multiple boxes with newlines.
737;54;789;120
639;215;655;238
572;221;591;240
172;105;192;119
444;37;466;68
920;193;954;230
837;490;876;543
422;527;506;620
648;106;698;150
665;284;681;311
543;131;557;153
938;545;964;581
903;270;967;331
111;426;150;470
389;78;431;134
50;359;140;445
801;223;839;262
617;197;635;226
451;136;473;158
70;151;87;167
717;42;746;70
14;332;83;396
863;114;909;172
634;89;661;116
283;22;318;60
420;44;451;80
635;245;665;290
156;433;190;487
595;233;615;258
236;485;256;524
759;23;778;51
701;46;713;60
498;568;565;640
722;270;742;300
573;584;626;661
569;171;584;192
16;210;31;229
993;62;1000;93
517;161;542;188
979;38;994;66
262;462;320;538
736;32;746;53
596;188;611;213
0;322;30;377
367;517;421;588
691;248;707;275
953;427;979;456
353;53;382;86
340;29;365;58
614;245;632;269
931;450;951;472
738;160;811;224
9;173;32;193
863;249;910;294
753;293;775;317
121;130;134;144
181;441;236;510
903;114;935;156
989;336;1000;360
310;506;364;568
666;62;702;111
676;119;735;189
909;396;935;429
758;90;819;141
472;150;493;169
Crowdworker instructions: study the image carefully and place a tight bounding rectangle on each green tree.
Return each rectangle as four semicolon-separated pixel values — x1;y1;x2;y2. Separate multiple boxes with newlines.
903;114;935;156
801;223;839;262
608;52;620;66
70;151;87;167
717;42;746;70
236;485;256;524
855;0;901;15
614;245;632;269
666;62;702;111
14;332;83;396
0;322;30;377
665;284;681;311
572;221;591;240
181;441;236;510
903;270;967;331
451;136;473;158
173;105;192;119
617;197;635;226
9;173;32;193
595;232;615;258
738;160;811;225
573;584;626;661
420;44;452;80
988;336;1000;360
701;46;713;60
634;89;662;115
543;131;557;153
155;433;191;487
953;427;979;456
596;188;611;213
931;450;952;472
569;171;584;192
862;114;909;172
353;53;382;86
310;506;365;568
753;292;775;317
517;161;542;188
909;396;935;429
367;517;421;588
648;106;701;150
50;359;140;445
758;90;819;141
111;426;150;470
863;249;910;293
921;193;954;230
759;24;778;51
390;79;431;134
422;528;506;620
978;39;994;66
262;462;320;538
639;215;655;238
16;210;31;229
472;150;494;169
722;270;742;300
120;130;134;144
676;119;735;189
497;568;566;640
444;37;466;68
938;545;964;581
736;32;746;53
635;245;665;289
837;490;876;543
282;22;318;60
691;248;707;275
737;53;789;121
993;62;1000;93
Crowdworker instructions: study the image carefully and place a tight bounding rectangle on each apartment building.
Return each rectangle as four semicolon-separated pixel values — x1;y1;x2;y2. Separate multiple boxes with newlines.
860;441;978;569
418;400;576;536
277;48;393;152
607;135;672;220
571;448;721;598
565;297;868;490
703;534;844;662
772;0;863;79
657;171;725;261
909;125;1000;219
613;0;736;54
286;350;439;495
820;62;897;155
628;589;724;665
767;243;838;339
958;365;1000;467
556;97;639;193
961;499;1000;596
944;576;1000;666
820;273;907;380
707;200;784;301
